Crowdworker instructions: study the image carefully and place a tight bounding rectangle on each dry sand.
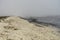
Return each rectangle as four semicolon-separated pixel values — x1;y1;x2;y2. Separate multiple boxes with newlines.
0;16;60;40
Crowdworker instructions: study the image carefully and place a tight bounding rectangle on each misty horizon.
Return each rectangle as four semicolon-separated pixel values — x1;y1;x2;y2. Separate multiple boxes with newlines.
0;0;60;17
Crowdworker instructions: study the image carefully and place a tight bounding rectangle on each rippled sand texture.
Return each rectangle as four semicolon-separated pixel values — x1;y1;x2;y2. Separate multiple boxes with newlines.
0;16;60;40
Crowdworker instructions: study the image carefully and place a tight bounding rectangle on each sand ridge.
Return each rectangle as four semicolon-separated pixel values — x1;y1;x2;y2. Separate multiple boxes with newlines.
0;16;60;40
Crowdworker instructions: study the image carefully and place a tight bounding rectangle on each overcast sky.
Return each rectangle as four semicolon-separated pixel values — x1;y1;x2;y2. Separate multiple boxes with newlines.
0;0;60;17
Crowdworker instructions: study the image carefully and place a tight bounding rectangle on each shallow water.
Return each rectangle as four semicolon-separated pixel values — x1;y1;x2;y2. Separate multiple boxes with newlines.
36;16;60;28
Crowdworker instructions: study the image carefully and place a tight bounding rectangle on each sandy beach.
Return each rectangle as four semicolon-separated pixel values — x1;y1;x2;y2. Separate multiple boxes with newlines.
0;16;60;40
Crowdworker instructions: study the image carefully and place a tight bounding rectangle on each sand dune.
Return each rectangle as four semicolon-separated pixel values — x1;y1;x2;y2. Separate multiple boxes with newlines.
0;16;60;40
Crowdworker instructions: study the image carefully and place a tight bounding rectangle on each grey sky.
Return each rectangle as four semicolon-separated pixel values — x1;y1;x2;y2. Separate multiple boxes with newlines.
0;0;60;17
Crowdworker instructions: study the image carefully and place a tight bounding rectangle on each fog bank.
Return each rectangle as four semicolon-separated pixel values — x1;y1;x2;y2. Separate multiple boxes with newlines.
0;0;60;17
